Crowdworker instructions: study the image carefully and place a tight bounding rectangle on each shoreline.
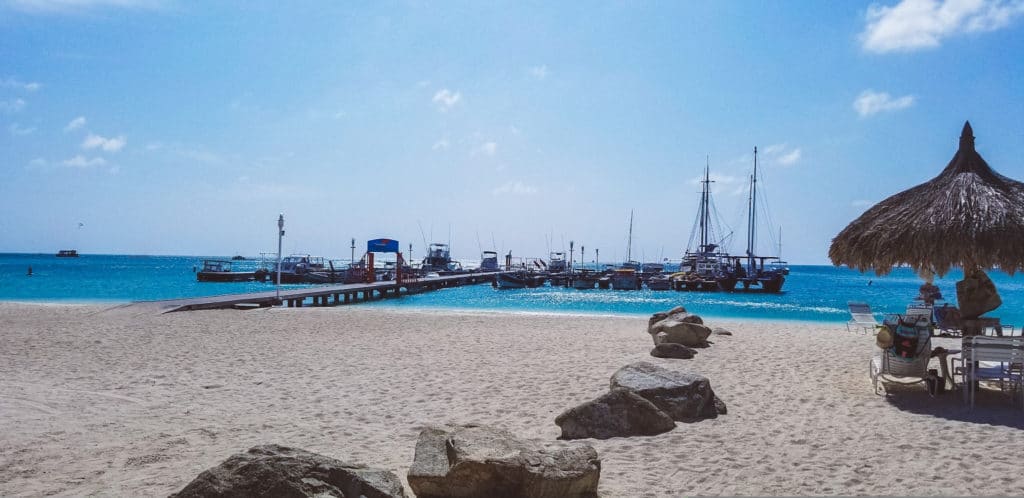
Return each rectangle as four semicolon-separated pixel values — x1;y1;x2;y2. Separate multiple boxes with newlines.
0;299;851;325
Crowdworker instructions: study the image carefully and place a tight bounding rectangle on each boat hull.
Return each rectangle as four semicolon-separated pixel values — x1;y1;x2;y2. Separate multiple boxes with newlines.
197;269;269;282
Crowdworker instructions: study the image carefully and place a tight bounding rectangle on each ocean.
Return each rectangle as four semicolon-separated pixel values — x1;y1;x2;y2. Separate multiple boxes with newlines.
4;253;1024;325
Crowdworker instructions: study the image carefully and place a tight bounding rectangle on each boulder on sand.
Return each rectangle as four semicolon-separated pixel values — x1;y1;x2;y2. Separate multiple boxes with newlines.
712;327;733;336
648;307;710;347
171;444;406;498
555;388;676;440
650;319;712;348
610;362;725;421
408;424;601;498
650;343;696;359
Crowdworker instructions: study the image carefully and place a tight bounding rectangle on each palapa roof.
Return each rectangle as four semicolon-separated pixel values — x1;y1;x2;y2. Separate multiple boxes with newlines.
829;121;1024;276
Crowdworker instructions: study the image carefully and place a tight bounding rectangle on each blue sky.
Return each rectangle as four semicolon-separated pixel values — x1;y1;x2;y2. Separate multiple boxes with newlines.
2;0;1023;264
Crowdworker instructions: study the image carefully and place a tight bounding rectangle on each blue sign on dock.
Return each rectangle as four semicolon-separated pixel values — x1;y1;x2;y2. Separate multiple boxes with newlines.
367;238;399;253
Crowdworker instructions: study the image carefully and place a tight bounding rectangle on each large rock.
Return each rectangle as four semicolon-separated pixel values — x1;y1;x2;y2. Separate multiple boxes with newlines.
646;306;702;332
408;424;600;498
650;318;712;348
650;343;696;359
555;388;676;440
610;362;725;421
171;444;405;498
957;267;1001;319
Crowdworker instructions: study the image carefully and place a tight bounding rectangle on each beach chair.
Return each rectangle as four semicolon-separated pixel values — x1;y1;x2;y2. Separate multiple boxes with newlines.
870;320;933;395
905;304;934;334
960;336;1024;409
847;301;879;334
933;304;964;337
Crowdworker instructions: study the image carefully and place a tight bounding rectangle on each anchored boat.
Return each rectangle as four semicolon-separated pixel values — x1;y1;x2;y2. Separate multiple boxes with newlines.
197;259;270;282
672;163;737;291
734;146;786;293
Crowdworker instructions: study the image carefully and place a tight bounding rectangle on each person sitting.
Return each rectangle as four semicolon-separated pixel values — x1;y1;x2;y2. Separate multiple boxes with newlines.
917;282;942;305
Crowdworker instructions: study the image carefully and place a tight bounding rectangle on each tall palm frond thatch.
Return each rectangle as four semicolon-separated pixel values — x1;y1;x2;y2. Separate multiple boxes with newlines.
829;121;1024;276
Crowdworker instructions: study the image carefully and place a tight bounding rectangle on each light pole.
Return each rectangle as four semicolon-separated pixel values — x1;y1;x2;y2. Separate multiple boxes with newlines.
569;240;575;274
276;214;284;301
350;238;356;266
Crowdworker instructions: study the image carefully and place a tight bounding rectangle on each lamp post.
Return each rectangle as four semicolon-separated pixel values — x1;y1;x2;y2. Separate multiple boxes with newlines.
276;214;284;301
569;240;575;274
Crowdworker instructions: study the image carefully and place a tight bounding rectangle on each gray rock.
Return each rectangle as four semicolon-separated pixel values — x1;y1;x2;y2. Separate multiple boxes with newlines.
650;343;696;359
408;424;600;498
555;388;676;440
610;362;725;421
646;306;697;334
171;444;405;498
712;327;733;336
650;318;712;348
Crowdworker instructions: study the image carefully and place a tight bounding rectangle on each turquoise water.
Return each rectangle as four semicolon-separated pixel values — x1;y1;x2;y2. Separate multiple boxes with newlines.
4;253;1024;324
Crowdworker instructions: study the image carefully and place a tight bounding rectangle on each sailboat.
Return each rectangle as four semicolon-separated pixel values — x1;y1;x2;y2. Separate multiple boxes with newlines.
733;146;786;292
610;210;642;290
671;162;737;291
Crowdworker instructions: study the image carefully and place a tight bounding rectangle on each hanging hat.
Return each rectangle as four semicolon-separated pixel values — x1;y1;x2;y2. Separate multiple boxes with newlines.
875;325;893;349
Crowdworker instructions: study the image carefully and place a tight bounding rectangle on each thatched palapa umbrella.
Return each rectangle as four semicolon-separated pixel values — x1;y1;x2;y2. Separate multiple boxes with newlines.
829;121;1024;320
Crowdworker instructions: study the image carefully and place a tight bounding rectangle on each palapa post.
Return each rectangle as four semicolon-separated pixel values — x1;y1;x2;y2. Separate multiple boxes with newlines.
829;121;1024;323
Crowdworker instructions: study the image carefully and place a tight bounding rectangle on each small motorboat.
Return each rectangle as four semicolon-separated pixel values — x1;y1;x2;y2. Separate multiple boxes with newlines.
196;260;270;282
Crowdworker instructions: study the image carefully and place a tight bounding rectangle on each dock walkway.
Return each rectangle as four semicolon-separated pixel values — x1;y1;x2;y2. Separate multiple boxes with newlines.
150;271;504;312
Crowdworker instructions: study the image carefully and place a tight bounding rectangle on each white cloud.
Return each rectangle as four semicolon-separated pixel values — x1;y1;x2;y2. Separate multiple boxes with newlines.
492;181;538;196
853;89;916;117
82;133;126;152
1;77;40;91
8;123;35;135
64;116;86;132
6;0;164;14
432;88;461;111
431;139;450;151
529;65;548;80
0;98;26;113
62;155;106;168
860;0;1024;53
776;148;802;166
478;141;497;156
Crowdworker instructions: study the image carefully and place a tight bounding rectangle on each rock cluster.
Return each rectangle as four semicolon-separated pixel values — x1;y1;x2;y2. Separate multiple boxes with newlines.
407;424;600;498
171;444;406;498
555;362;726;439
650;342;696;359
647;306;712;348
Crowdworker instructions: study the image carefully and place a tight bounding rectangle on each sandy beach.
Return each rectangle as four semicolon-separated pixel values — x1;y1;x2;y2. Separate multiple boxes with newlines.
2;302;1024;496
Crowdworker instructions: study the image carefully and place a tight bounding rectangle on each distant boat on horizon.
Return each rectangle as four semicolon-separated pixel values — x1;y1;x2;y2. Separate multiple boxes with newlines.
56;249;79;257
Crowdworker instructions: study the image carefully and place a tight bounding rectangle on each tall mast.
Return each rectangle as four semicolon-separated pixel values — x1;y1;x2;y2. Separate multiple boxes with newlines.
747;146;758;267
626;209;634;263
700;158;710;251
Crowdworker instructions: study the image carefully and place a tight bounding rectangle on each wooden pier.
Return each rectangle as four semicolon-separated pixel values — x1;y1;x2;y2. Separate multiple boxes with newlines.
151;272;504;312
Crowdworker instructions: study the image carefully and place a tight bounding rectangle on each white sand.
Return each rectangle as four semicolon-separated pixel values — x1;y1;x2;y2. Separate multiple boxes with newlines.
2;302;1024;496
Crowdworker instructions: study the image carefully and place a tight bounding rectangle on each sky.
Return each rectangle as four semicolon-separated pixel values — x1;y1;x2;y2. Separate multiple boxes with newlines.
2;0;1023;265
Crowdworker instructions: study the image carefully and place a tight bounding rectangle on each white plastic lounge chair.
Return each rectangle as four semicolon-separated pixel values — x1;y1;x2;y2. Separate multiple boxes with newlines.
961;336;1024;409
905;304;934;326
870;323;932;395
847;301;879;334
